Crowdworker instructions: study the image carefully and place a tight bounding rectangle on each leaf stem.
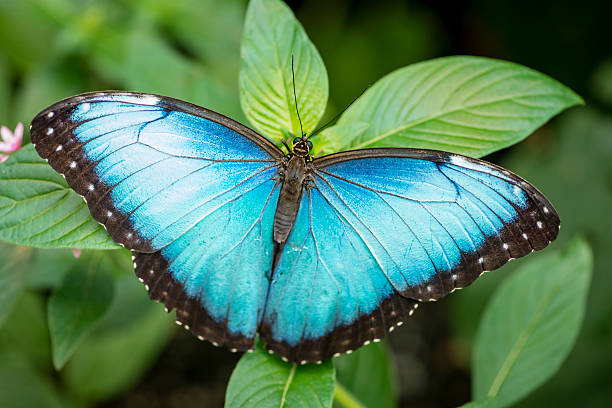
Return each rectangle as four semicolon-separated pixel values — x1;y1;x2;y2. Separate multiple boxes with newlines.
280;363;296;407
334;382;366;408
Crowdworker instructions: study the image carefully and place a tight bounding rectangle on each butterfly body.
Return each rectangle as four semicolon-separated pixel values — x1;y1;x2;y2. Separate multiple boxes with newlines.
30;91;560;364
274;152;311;246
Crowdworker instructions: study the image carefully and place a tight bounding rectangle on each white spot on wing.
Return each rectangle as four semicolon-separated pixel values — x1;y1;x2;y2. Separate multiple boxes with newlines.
522;233;528;240
478;257;484;264
46;128;54;135
449;155;470;167
88;184;94;191
70;161;77;168
55;145;62;151
503;243;509;250
81;103;91;112
537;221;543;229
543;206;549;214
140;95;160;105
47;111;54;118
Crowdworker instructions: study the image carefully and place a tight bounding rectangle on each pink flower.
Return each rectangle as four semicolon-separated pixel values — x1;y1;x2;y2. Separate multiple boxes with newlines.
0;122;24;163
72;248;82;259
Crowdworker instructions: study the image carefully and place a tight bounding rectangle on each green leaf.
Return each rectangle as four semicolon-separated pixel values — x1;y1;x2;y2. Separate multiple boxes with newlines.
226;342;335;408
333;342;397;408
315;122;369;156
48;253;116;369
473;237;593;407
335;56;583;157
0;144;120;249
0;243;30;327
62;275;175;402
240;0;328;143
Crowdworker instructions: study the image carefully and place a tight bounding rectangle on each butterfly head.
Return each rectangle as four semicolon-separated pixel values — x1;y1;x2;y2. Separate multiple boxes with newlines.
292;136;313;157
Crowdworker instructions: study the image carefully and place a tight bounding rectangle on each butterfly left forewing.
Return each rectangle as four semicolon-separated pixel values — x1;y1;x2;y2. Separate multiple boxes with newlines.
30;91;284;351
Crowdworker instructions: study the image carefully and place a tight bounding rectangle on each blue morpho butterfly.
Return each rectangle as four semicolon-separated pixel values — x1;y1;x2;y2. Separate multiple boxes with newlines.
30;89;559;364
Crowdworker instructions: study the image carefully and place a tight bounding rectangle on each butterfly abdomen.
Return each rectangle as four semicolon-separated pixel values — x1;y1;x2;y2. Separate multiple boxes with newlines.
274;155;308;245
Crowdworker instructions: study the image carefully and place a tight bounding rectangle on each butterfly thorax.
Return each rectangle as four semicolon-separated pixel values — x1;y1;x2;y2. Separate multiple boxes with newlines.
273;154;311;246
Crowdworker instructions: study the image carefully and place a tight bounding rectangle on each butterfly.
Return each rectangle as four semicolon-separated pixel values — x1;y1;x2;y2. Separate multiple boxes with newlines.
30;91;559;364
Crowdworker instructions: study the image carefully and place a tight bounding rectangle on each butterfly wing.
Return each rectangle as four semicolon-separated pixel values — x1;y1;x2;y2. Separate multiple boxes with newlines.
261;148;559;363
30;92;283;350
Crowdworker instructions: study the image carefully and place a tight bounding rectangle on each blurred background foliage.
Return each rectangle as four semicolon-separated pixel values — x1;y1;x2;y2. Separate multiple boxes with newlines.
0;0;610;407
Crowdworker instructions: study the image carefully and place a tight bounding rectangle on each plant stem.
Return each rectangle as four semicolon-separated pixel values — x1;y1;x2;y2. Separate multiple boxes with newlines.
334;382;366;408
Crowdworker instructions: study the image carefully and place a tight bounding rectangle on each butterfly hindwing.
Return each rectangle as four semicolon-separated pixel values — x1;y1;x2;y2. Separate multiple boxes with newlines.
30;91;284;349
260;188;419;363
261;148;559;362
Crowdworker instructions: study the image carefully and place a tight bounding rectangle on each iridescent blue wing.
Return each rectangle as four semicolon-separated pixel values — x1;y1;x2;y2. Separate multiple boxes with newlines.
30;92;283;351
261;148;559;363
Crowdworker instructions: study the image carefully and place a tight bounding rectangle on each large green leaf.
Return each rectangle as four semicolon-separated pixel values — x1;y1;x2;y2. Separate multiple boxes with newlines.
472;237;592;407
62;275;175;402
0;144;120;249
240;0;328;142
328;56;582;157
48;253;116;369
226;342;335;408
333;342;397;408
0;243;30;327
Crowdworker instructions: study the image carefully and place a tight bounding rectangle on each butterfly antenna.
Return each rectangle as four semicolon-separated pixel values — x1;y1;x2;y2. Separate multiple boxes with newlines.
306;85;370;140
291;55;304;138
